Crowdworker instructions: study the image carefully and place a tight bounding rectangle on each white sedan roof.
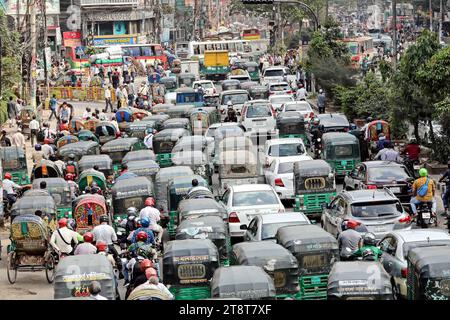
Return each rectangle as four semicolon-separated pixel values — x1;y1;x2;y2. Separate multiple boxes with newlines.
231;184;275;192
261;212;310;224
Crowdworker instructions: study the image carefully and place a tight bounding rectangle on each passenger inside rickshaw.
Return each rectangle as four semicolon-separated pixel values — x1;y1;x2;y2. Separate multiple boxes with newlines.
334;145;353;157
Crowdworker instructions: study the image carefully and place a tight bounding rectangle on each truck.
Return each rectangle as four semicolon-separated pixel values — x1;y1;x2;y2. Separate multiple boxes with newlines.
201;50;230;81
180;60;200;77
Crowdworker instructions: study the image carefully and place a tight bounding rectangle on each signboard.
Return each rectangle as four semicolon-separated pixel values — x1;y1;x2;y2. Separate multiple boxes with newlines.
5;0;60;15
93;36;137;46
84;10;153;22
75;46;85;57
63;31;82;47
45;47;52;71
55;27;62;46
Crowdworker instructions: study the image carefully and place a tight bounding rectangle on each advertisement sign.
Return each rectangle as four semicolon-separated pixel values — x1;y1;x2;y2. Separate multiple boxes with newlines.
63;31;82;47
56;27;62;46
5;0;60;15
93;36;137;46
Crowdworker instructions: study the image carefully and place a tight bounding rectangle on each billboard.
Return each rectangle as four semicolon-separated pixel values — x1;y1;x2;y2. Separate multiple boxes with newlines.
4;0;60;15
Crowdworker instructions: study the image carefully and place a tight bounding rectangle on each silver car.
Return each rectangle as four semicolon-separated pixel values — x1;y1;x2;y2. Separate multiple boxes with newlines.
379;229;450;299
243;212;310;242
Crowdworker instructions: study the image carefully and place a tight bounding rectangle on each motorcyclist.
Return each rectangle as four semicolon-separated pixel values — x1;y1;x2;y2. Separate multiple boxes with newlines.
139;198;163;244
143;128;156;150
309;118;323;155
90;181;102;195
296;83;307;101
338;220;363;261
32;144;45;164
96;241;116;268
127;231;149;255
2;172;22;207
410;168;437;218
129;217;155;245
125;258;155;298
438;161;450;213
374;142;401;162
403;138;421;162
353;232;382;261
130;267;174;300
74;232;97;255
224;101;237;122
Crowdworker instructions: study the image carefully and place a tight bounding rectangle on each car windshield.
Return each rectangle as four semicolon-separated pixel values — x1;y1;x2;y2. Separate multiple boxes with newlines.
402;241;450;259
195;82;213;89
232;190;279;207
270;97;293;104
246;105;272;118
278;162;295;174
351;201;402;218
285;103;311;112
264;69;284;77
262;221;307;240
368;166;411;181
268;143;305;157
222;93;249;105
270;84;289;91
334;145;354;158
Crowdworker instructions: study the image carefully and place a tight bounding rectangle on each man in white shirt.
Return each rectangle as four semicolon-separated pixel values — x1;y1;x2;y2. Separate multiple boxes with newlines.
131;268;174;300
139;197;163;243
104;86;113;112
50;218;79;255
41;143;54;159
29;116;40;146
11;128;26;150
2;172;22;206
143;129;156;150
296;83;307;101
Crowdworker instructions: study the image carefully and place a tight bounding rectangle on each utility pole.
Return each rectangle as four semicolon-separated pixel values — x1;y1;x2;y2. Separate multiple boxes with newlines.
392;0;397;68
30;0;37;109
439;0;443;42
43;0;50;98
430;0;433;31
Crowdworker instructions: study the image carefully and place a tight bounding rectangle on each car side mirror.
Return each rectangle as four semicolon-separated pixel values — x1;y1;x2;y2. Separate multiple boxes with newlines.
240;224;248;230
215;195;222;202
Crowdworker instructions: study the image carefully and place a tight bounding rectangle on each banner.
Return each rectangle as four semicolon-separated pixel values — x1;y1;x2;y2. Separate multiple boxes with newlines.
63;31;82;47
55;27;62;46
4;0;60;15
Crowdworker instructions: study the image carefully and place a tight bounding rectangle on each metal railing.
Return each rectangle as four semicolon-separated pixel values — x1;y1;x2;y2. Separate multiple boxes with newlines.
80;0;139;6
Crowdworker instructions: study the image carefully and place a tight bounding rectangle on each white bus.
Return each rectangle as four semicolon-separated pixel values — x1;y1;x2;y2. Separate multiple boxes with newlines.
188;39;269;60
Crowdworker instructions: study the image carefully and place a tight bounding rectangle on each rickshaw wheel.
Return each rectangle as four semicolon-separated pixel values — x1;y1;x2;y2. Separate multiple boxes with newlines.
45;253;56;283
7;252;18;284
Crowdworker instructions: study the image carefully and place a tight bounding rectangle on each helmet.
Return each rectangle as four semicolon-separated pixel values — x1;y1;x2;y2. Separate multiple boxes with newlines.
419;168;428;177
136;231;148;242
366;116;373;122
319;89;323;93
99;215;109;223
363;232;377;246
58;218;68;228
96;241;108;252
65;173;75;181
140;259;154;271
145;267;158;279
145;128;153;134
68;153;76;160
91;181;98;188
67;218;76;230
227;101;233;107
137;244;153;259
83;232;94;243
312;117;320;125
347;220;360;230
362;248;376;261
34;144;42;151
409;137;417;144
4;172;12;180
140;217;150;228
145;197;155;207
127;207;137;216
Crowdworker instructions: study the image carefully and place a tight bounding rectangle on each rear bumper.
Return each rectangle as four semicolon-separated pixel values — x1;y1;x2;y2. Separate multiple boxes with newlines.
274;186;295;200
229;223;245;238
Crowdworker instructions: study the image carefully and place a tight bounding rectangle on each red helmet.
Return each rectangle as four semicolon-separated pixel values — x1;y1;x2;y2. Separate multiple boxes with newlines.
96;241;108;252
145;267;158;279
58;218;68;228
4;172;12;180
136;231;148;242
145;197;155;207
346;220;360;230
65;173;75;181
140;259;154;272
83;232;94;243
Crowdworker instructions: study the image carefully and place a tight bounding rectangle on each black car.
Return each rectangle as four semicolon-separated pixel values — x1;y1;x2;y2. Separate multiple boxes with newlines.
316;113;350;133
343;161;414;208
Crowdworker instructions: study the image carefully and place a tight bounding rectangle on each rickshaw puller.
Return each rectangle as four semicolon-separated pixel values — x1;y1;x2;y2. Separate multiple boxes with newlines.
2;172;22;206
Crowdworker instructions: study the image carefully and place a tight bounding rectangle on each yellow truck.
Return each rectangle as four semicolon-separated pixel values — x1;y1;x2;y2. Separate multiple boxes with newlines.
201;50;230;80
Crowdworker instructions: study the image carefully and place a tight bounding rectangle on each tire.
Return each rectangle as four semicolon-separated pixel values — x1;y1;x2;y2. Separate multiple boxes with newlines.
45;253;56;283
7;252;17;284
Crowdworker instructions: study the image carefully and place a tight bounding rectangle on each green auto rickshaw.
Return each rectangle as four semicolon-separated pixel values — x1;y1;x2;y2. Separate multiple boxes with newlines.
153;128;190;168
122;149;156;166
407;246;450;300
160;77;178;93
243;61;260;81
95;121;118;145
276;224;339;300
32;178;72;219
151;104;174;115
164;105;197;119
231;241;299;298
277;111;308;146
189;107;220;136
321;132;361;179
76;130;100;144
0;146;30;185
78;154;114;181
101;137;143;176
293;160;336;220
142;114;170;131
111;176;153;227
162;118;192;133
163;239;219;300
58;141;100;162
78;169;108;193
127;120;156;139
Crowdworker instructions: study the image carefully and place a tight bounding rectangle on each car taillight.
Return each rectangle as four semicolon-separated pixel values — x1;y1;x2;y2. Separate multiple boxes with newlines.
344;127;349;132
228;212;240;223
270;106;276;117
367;185;377;190
401;267;408;278
286;90;293;94
275;178;285;187
399;215;411;223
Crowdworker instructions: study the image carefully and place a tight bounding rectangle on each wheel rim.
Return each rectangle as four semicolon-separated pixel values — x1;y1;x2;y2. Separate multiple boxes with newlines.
45;254;56;283
7;252;17;284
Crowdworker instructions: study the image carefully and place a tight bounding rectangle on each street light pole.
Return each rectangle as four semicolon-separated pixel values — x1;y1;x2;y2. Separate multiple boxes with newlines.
430;0;433;31
392;0;397;68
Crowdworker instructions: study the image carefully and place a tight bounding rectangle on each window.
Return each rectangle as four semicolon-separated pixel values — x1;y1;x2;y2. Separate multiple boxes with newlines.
334;145;353;157
246;105;272;118
98;22;114;35
351;201;402;218
221;93;249;105
367;166;410;182
285;103;311;112
268;143;305;157
278;162;295;174
232;190;279;207
123;46;141;57
264;69;284;77
379;237;396;255
141;46;155;56
248;218;258;236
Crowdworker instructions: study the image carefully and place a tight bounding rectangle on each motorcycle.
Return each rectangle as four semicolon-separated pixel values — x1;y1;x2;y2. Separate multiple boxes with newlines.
402;156;421;178
311;137;322;159
416;202;437;228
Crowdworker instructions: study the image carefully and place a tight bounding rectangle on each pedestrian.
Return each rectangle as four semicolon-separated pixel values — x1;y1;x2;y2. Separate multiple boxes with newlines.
59;103;70;123
7;96;18;128
0;129;11;147
29;115;40;146
103;85;113;112
317;89;326;114
11;128;26;150
49;94;58;120
116;86;123;109
70;73;77;87
82;107;91;120
111;68;120;89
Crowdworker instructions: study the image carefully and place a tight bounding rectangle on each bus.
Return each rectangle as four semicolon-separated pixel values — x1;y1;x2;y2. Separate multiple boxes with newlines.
341;36;376;67
188;40;246;60
242;28;261;40
64;46;91;70
95;44;168;69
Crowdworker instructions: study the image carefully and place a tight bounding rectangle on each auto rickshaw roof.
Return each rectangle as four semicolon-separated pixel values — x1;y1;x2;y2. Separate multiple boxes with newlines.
12;194;56;212
172;150;209;166
176;216;227;240
111;176;152;192
0;146;25;159
169;174;207;188
32;178;69;189
154;128;190;140
232;242;298;270
77;129;97;138
294;160;332;176
178;73;196;79
127;159;159;171
249;86;269;91
101;137;139;151
156;166;193;181
175;135;208;147
163;239;219;260
79;168;107;180
322;132;358;143
33;159;62;172
189;107;216;115
59;141;99;154
408;246;450;278
222;79;241;85
240;81;259;90
178;198;225;214
277;111;306;122
163;118;190;126
218;136;254;150
23;189;51;197
243;61;259;67
95;121;117;130
79;155;113;171
211;266;276;299
142;114;171;122
218;150;257;164
54;254;114;281
160;77;177;83
122;150;156;164
129;120;156;130
276;225;338;253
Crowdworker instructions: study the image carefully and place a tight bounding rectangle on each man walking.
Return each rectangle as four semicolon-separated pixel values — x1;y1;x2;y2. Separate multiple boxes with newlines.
11;128;26;150
104;85;113;112
29;115;40;146
7;97;18;128
317;89;326;114
49;94;58;120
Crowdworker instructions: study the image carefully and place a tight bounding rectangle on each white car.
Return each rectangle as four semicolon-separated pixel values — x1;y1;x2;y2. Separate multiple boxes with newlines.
280;101;315;121
243;212;310;242
262;66;288;85
219;89;250;117
240;100;276;133
268;94;294;111
193;80;216;95
379;229;450;299
265;156;312;200
268;82;294;96
205;122;242;141
220;184;285;239
264;138;308;166
228;70;251;83
164;92;177;104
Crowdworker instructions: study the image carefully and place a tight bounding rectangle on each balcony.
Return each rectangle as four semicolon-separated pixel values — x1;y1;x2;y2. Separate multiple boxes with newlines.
80;0;139;7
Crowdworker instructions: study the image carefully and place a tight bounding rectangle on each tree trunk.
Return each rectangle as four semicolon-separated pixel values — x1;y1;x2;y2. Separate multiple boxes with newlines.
413;120;420;143
428;119;436;145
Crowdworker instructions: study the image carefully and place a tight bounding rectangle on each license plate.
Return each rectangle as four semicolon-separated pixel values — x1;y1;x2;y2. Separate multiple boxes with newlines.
373;226;386;233
390;187;401;193
311;276;322;285
422;212;431;219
